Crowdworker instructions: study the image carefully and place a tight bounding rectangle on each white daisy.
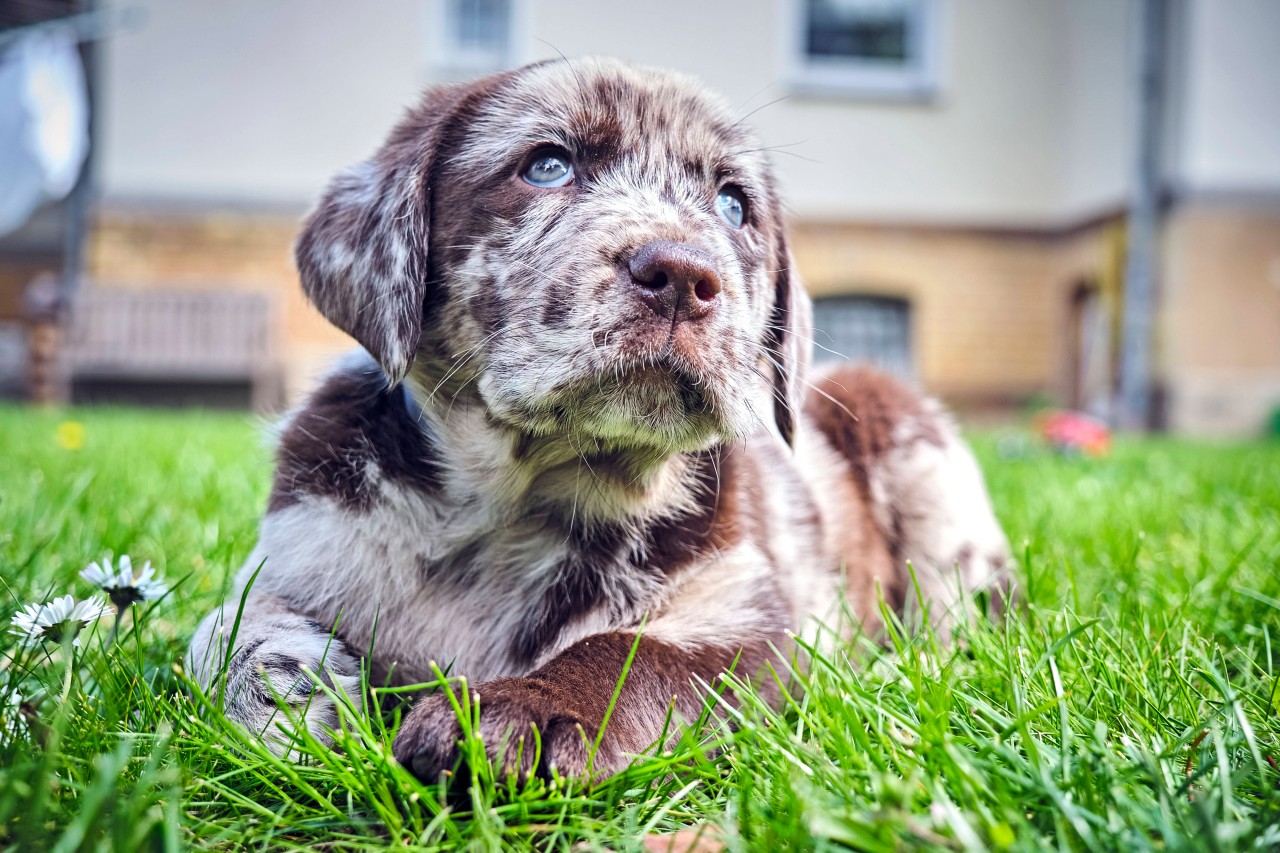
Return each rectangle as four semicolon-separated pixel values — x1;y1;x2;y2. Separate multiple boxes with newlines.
80;555;167;608
9;594;112;648
1;687;26;743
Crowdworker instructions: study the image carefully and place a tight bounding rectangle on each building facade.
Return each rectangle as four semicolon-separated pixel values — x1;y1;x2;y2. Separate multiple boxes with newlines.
9;0;1278;434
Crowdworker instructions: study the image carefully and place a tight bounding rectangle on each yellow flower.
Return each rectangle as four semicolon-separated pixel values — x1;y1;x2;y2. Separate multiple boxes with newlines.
56;421;85;450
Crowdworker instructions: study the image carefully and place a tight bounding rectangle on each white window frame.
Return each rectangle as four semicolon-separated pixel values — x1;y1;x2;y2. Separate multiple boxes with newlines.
426;0;529;75
785;0;944;100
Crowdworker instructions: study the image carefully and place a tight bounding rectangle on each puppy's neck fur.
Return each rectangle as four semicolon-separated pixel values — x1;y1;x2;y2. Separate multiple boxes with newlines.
402;371;707;528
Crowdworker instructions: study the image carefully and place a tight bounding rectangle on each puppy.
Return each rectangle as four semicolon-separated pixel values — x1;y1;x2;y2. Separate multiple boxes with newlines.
187;57;1012;780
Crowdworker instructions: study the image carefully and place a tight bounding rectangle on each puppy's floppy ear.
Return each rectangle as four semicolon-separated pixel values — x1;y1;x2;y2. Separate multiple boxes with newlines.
764;233;813;447
294;79;490;384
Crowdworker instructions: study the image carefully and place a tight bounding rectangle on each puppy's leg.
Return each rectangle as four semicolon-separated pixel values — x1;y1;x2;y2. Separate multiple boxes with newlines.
186;593;362;754
393;630;781;782
874;420;1015;634
807;366;1014;635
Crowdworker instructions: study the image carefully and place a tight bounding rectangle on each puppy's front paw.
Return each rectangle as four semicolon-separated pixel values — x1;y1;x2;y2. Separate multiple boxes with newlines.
393;678;617;782
221;642;362;756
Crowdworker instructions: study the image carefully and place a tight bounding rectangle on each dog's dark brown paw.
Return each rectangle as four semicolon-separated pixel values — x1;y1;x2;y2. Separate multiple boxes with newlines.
392;677;620;783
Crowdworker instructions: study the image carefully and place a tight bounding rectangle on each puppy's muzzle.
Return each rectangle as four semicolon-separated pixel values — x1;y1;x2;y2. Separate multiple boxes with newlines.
628;241;721;322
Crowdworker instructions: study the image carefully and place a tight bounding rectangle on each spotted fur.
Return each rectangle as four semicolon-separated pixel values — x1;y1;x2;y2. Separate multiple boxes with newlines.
187;58;1012;779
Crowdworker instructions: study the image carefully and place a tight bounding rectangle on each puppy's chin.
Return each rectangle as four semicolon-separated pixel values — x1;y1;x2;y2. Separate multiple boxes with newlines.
486;361;738;454
574;365;722;450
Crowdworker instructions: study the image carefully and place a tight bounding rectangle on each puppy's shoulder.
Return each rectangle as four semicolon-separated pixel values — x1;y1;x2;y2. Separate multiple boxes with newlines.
268;354;443;513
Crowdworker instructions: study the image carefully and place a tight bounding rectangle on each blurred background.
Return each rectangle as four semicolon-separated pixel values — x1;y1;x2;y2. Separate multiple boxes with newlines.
1;0;1277;436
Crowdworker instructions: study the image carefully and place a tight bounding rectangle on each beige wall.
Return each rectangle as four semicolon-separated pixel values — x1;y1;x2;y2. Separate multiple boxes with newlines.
96;0;1280;217
517;0;1064;224
1051;0;1134;219
1161;202;1280;435
98;0;425;202
85;207;1091;410
87;1;1280;433
1175;0;1280;193
83;200;1280;436
791;221;1061;401
99;0;1133;227
86;208;1075;408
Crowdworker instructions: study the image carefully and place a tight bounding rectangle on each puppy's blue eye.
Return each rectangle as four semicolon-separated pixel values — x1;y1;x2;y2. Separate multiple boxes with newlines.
523;153;573;187
716;188;746;228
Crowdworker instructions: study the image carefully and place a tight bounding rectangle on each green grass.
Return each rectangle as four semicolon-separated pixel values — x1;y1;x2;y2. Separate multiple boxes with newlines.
0;405;1277;851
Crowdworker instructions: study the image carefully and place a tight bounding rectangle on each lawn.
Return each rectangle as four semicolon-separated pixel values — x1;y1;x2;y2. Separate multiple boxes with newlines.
0;405;1277;851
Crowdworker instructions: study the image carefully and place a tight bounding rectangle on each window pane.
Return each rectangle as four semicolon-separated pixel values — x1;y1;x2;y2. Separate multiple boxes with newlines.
810;295;912;377
451;0;510;52
805;0;915;62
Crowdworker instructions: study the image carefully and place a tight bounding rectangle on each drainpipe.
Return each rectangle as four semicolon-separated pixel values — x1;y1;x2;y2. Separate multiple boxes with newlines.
61;18;96;298
1116;0;1168;430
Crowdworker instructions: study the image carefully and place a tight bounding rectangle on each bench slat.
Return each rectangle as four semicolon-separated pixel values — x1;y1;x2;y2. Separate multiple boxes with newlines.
66;289;276;378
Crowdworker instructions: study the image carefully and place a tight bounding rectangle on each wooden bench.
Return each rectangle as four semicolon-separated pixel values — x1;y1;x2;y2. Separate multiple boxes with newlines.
56;287;284;410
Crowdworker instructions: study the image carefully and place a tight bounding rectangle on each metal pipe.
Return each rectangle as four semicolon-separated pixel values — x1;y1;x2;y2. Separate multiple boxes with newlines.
1117;0;1169;430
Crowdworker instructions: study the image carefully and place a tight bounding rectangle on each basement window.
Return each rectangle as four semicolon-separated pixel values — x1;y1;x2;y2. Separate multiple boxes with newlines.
810;295;913;377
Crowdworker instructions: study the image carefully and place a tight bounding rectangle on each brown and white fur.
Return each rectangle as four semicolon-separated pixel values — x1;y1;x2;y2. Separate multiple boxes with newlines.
187;57;1013;780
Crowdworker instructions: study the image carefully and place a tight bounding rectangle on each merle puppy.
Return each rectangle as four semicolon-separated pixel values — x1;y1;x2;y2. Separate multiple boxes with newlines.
188;57;1012;781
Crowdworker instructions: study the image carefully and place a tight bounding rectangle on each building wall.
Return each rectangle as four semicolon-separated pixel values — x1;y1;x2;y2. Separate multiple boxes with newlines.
81;0;1280;433
85;208;1071;408
1174;0;1280;193
522;0;1068;224
792;221;1060;403
99;0;1109;226
1160;201;1280;435
98;0;425;203
84;199;1280;436
88;0;1111;408
1051;0;1134;219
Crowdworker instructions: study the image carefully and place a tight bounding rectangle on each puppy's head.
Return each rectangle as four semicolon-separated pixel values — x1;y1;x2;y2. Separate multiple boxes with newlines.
297;58;811;452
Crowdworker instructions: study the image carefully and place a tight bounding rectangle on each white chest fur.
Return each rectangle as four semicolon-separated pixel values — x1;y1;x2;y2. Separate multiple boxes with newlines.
242;469;671;685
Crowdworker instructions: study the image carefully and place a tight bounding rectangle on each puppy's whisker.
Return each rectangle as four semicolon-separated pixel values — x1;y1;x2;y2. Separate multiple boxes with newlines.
734;147;822;164
422;325;508;401
509;258;580;291
750;342;859;423
760;322;850;361
729;93;792;129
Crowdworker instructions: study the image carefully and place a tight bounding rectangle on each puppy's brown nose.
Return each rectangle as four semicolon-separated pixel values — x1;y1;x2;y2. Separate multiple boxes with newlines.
629;241;721;321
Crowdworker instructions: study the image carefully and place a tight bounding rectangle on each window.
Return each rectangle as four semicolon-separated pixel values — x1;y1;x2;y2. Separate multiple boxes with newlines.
810;295;913;377
789;0;941;99
429;0;518;73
